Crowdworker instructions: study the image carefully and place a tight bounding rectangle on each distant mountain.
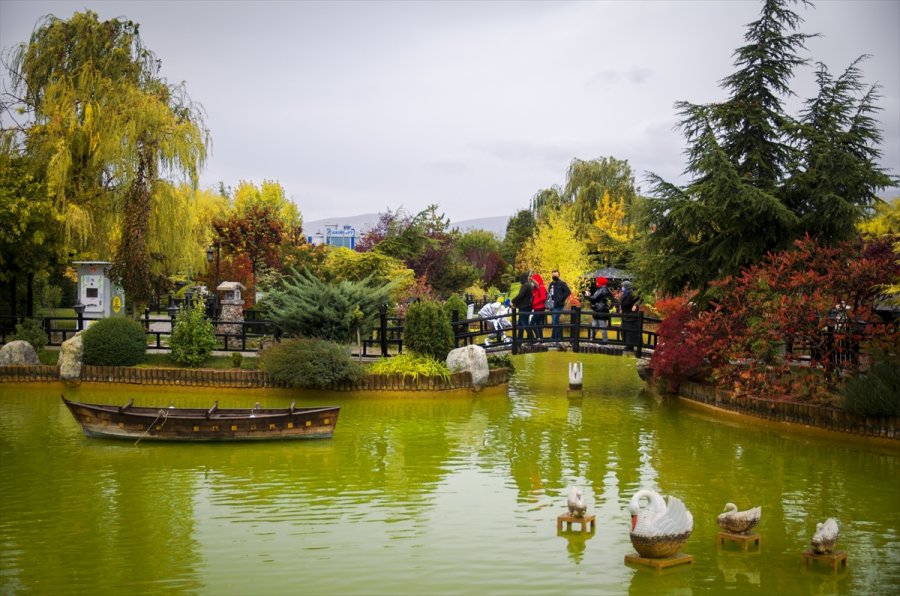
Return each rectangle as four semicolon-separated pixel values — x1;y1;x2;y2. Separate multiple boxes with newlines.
304;213;511;239
450;216;510;237
303;213;381;236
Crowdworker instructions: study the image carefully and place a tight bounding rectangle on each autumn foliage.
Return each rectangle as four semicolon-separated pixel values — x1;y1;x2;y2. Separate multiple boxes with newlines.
650;236;899;402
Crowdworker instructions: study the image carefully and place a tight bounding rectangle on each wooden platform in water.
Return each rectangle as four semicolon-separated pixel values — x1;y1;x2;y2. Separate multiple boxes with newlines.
625;552;694;569
557;513;595;533
801;550;847;570
717;531;761;552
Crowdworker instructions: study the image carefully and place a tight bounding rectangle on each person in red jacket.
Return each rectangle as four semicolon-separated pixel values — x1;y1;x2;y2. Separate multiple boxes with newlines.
529;273;547;339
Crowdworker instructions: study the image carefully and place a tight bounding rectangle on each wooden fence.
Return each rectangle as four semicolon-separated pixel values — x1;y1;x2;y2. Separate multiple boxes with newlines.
0;364;509;391
677;381;898;440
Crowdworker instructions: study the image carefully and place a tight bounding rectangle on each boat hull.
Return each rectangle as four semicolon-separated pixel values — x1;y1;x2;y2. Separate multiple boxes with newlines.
62;397;339;442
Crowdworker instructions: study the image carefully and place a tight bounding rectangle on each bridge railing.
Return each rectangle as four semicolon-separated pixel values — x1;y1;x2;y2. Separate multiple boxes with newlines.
450;306;658;357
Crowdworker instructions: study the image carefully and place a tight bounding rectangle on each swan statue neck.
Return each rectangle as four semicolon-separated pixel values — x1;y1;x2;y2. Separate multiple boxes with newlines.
629;489;666;512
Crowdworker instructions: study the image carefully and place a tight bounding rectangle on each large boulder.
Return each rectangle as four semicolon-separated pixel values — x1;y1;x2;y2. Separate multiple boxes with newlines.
0;340;40;366
446;344;490;389
59;332;84;385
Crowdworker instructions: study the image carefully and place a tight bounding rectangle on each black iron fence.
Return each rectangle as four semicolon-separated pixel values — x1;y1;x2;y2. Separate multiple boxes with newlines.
11;311;279;353
3;305;658;357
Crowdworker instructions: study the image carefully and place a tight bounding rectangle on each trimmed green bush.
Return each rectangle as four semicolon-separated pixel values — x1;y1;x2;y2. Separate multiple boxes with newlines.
169;297;217;367
231;352;244;368
13;318;48;352
82;317;147;366
403;300;454;361
842;350;900;417
443;294;468;322
486;353;514;373
260;338;362;388
368;353;451;381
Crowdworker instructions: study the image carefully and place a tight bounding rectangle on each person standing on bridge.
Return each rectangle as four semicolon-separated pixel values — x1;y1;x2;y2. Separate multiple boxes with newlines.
618;281;641;351
511;272;534;340
585;276;615;342
529;273;547;340
547;270;571;341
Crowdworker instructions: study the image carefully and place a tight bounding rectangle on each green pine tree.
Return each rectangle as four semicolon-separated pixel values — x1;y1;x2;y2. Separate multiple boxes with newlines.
263;267;402;342
640;0;896;298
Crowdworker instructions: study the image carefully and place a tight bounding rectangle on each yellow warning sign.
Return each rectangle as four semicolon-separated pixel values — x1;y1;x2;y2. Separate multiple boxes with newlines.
112;295;122;313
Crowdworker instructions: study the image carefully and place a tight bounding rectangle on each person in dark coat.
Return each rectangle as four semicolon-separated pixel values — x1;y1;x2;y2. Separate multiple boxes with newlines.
584;276;615;342
618;281;641;350
547;269;571;341
511;272;534;340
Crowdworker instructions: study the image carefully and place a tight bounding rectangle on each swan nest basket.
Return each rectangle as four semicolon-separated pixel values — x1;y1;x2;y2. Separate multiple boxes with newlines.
629;531;692;558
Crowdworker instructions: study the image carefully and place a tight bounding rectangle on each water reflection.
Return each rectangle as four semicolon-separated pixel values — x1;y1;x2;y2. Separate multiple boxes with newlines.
627;565;694;596
2;353;899;595
717;551;761;586
559;530;594;564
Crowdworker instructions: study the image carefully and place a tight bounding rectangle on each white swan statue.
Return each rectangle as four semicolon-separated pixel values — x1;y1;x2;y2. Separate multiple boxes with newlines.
811;518;839;554
567;487;587;517
628;489;693;558
717;502;762;534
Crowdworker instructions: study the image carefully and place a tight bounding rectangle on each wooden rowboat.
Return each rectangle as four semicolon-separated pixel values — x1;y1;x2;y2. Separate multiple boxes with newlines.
61;396;340;442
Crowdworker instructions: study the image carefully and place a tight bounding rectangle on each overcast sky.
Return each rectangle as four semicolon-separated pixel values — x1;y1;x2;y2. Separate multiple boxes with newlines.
2;0;898;224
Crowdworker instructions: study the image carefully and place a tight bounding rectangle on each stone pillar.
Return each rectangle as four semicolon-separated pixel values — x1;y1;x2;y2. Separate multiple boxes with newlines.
215;281;246;336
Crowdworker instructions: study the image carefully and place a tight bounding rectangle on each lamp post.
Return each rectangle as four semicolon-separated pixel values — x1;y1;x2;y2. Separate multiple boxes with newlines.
73;302;85;332
206;243;221;318
206;243;220;289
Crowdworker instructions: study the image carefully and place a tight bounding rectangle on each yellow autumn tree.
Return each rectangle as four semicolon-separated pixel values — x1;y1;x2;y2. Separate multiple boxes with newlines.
516;206;591;297
858;197;900;238
232;179;303;242
858;197;899;301
590;190;635;266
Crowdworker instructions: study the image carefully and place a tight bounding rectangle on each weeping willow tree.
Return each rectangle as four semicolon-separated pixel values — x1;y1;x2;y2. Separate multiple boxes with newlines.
4;11;209;311
528;157;638;236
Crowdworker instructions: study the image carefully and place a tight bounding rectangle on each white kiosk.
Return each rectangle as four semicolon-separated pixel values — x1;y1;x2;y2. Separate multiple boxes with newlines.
74;261;126;322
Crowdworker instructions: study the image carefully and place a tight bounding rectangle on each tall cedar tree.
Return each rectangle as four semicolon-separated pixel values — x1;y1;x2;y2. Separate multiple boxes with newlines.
784;57;896;239
641;0;895;298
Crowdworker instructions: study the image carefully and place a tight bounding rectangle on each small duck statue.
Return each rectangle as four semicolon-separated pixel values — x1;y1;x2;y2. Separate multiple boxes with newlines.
628;489;693;558
717;502;762;534
567;487;587;518
811;518;839;554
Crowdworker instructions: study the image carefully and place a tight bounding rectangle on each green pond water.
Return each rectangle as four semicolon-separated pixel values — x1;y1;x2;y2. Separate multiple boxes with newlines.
1;352;898;595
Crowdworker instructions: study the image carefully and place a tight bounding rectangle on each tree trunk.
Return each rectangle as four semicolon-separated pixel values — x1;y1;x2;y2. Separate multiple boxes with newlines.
8;276;17;319
26;272;34;317
111;144;155;314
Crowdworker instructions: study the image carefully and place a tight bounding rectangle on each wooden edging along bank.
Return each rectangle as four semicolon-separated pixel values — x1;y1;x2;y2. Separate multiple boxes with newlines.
0;364;509;391
675;381;898;441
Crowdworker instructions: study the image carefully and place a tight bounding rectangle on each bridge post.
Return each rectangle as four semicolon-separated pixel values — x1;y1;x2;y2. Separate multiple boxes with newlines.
636;311;644;358
572;306;581;353
379;304;388;358
511;307;519;355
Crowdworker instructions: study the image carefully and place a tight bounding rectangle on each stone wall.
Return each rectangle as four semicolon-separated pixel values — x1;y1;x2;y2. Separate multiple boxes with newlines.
676;381;898;440
0;364;509;391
